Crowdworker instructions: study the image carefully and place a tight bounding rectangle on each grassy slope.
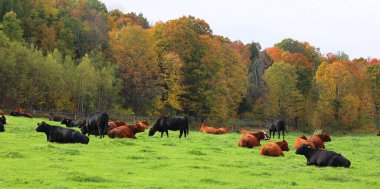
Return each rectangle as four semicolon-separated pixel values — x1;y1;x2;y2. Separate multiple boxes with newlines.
0;116;379;189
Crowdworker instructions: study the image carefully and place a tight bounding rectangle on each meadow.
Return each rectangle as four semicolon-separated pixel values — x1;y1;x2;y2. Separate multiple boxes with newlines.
0;116;379;189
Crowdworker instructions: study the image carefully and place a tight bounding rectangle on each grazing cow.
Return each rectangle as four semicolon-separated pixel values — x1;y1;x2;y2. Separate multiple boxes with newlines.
36;122;89;144
294;135;315;149
260;140;289;157
307;133;331;149
61;119;86;128
200;123;229;135
49;113;64;122
238;134;261;148
268;118;287;139
0;116;6;132
107;123;148;139
149;116;189;138
240;129;270;140
10;111;33;118
81;112;109;138
0;109;5;115
296;144;351;168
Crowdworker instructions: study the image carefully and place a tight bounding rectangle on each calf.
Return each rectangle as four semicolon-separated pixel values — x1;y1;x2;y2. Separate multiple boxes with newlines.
36;122;89;144
260;140;289;157
294;135;315;149
107;124;148;139
307;133;331;149
149;116;189;138
82;112;109;138
200;123;229;135
268;118;287;139
296;144;351;168
61;119;85;128
0;116;6;132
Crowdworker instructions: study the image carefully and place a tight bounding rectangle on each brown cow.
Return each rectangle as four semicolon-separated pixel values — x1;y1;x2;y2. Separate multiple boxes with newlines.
307;133;331;149
294;135;315;149
238;134;261;148
200;123;229;134
260;140;289;157
377;131;380;136
0;109;5;115
241;129;269;140
107;124;147;139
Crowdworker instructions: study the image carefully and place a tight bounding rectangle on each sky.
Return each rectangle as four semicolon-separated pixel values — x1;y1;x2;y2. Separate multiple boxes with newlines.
100;0;380;59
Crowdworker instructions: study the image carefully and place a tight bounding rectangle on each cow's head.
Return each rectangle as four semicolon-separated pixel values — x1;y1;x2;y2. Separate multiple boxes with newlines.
278;140;289;151
320;133;331;142
262;130;270;140
36;122;49;132
298;135;307;140
148;127;156;136
78;124;87;135
61;119;70;125
295;144;312;155
0;116;6;125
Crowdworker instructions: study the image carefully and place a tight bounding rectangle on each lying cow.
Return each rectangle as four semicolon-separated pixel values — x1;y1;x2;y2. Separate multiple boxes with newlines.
107;123;148;139
307;133;331;149
294;135;315;149
296;144;351;168
36;122;89;144
61;119;86;128
200;123;229;134
149;116;189;138
10;111;33;118
0;116;6;132
260;140;289;157
238;130;269;148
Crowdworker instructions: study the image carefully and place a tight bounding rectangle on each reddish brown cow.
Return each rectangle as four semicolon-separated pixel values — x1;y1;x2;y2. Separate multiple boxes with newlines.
107;124;147;139
238;134;261;148
0;109;5;115
200;123;229;134
260;140;289;157
241;129;269;140
294;135;315;149
307;133;331;149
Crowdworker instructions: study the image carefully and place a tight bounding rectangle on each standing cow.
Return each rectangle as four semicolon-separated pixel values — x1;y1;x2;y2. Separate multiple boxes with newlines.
149;116;189;138
80;112;109;138
268;118;287;139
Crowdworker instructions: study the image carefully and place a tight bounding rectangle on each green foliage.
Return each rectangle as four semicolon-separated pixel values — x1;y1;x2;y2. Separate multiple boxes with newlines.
1;11;23;41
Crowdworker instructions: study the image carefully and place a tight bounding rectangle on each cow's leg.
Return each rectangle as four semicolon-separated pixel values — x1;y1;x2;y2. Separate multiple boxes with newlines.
179;129;183;138
166;130;169;137
282;130;285;139
161;132;164;137
184;128;187;138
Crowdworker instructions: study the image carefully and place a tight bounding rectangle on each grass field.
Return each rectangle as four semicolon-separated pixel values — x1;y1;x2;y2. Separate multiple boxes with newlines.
0;116;379;189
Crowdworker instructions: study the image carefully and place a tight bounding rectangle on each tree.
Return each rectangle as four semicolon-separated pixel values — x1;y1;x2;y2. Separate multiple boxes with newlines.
1;11;23;41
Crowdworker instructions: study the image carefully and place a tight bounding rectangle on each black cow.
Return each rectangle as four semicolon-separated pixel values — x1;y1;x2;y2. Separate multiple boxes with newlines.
268;118;287;139
149;116;189;138
81;112;109;138
36;122;89;144
0;116;6;132
49;113;64;122
61;119;86;128
10;111;33;118
296;144;351;168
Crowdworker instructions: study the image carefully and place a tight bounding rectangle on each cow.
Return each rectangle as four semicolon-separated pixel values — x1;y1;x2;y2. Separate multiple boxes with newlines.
10;111;33;118
0;109;5;115
200;123;229;135
149;116;189;138
307;133;331;149
61;119;86;128
295;144;351;168
108;121;126;128
49;113;64;122
268;118;287;139
36;122;89;144
260;140;289;157
238;134;261;148
81;112;109;138
294;135;315;149
377;131;380;136
0;116;6;132
107;123;148;139
240;129;270;140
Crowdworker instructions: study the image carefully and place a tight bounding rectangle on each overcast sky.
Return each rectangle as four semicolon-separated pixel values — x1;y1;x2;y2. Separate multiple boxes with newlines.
100;0;380;59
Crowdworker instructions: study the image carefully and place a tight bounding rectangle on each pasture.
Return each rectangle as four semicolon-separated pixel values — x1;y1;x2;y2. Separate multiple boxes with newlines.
0;116;379;189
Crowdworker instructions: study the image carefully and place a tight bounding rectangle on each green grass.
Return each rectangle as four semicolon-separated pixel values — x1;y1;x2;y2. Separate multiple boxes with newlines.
0;116;379;189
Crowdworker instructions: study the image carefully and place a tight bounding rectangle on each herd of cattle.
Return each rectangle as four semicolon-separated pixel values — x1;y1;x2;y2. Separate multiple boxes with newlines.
1;108;379;168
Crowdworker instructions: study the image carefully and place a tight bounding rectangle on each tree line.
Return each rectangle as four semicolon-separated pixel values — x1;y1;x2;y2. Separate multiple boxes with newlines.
0;0;379;132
